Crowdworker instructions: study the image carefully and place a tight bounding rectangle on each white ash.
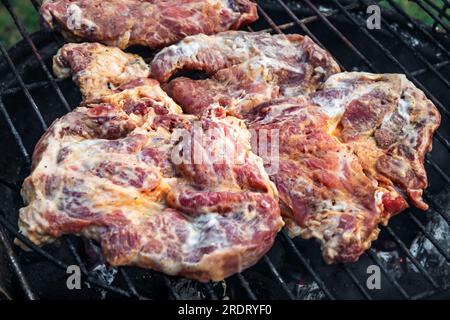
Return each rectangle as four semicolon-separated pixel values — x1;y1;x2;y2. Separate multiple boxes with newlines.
85;264;118;299
408;187;450;287
172;279;204;300
292;281;325;300
376;250;404;279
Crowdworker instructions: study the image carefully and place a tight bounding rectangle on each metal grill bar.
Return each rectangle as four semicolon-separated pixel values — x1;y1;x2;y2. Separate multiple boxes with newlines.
237;273;257;300
29;0;41;11
424;194;450;226
0;227;36;299
1;0;71;112
435;132;450;153
294;0;377;70
65;239;88;275
68;238;149;299
257;2;361;33
263;255;295;299
0;213;134;297
203;283;218;300
161;277;181;300
0;98;29;162
260;0;450;300
411;60;450;77
410;283;450;299
385;0;450;59
332;0;450;118
340;265;372;300
407;212;450;263
0;0;190;300
383;226;439;288
366;249;410;299
119;269;142;299
255;2;339;300
274;0;346;70
367;4;450;89
1;78;65;96
276;0;449;299
280;231;335;300
426;157;450;185
0;43;47;130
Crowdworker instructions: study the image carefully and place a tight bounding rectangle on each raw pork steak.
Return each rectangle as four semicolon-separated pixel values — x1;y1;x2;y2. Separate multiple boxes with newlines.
247;72;440;263
311;72;441;210
150;31;340;116
247;98;408;263
40;0;258;49
19;47;282;281
53;42;150;100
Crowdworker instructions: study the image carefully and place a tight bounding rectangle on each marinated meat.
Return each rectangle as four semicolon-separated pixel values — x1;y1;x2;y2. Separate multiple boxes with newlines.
247;98;408;263
40;0;258;49
311;72;441;210
151;31;340;116
53;42;150;100
19;79;283;281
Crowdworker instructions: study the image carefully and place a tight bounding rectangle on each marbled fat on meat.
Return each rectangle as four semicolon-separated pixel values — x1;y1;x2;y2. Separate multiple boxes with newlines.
247;72;440;263
19;46;282;281
151;31;340;116
53;42;150;100
40;0;258;49
311;72;441;210
247;98;408;263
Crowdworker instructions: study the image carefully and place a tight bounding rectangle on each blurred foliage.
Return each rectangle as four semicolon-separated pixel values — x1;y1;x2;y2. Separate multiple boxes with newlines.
0;0;448;48
0;0;39;48
380;0;448;26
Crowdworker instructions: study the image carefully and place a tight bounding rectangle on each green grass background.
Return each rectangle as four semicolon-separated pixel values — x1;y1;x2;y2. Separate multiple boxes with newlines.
0;0;448;48
0;0;39;48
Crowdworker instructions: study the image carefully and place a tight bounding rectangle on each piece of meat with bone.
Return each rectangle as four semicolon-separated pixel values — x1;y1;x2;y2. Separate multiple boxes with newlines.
19;79;282;281
311;72;441;210
53;42;150;100
40;0;258;49
246;98;408;263
151;31;340;116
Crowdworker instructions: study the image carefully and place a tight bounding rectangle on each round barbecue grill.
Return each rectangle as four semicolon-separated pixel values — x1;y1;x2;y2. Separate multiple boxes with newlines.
0;0;449;300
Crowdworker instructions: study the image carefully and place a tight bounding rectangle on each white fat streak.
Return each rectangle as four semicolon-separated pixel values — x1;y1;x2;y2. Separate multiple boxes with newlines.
374;190;384;213
179;36;209;58
225;33;253;56
397;98;411;122
254;100;309;125
66;4;97;31
313;73;392;118
336;151;349;180
182;214;228;252
247;56;304;77
311;92;346;118
154;34;210;63
318;199;349;212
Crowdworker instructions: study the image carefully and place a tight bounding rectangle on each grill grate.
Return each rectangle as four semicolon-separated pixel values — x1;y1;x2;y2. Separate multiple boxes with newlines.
0;0;449;300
